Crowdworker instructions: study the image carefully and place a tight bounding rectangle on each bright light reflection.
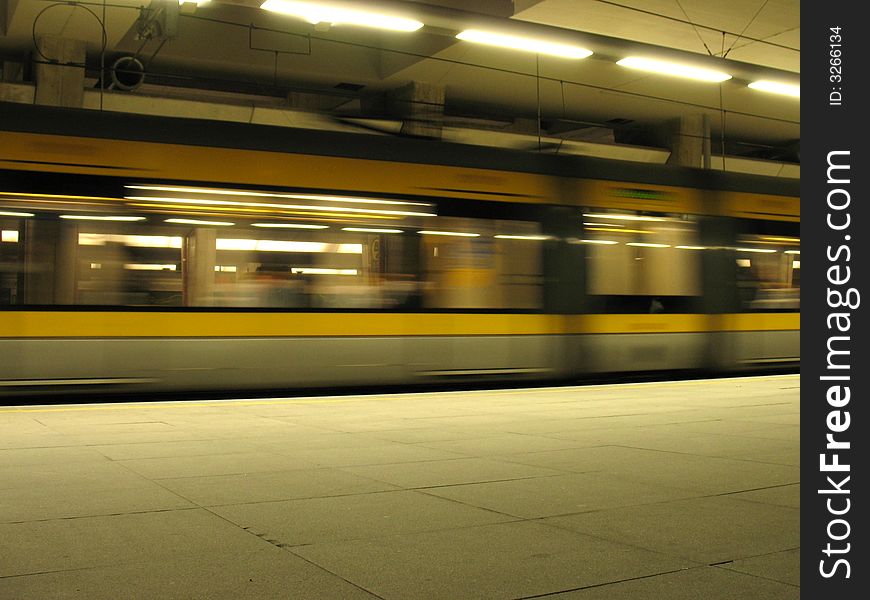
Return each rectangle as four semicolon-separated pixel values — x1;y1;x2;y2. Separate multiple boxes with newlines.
126;185;432;207
124;263;177;271
626;242;670;248
736;247;777;253
61;215;145;222
418;230;480;237
579;239;618;245
216;238;362;254
166;218;235;226
342;227;404;234
494;235;549;240
127;196;435;218
291;268;358;275
0;210;35;217
1;230;19;243
252;223;329;229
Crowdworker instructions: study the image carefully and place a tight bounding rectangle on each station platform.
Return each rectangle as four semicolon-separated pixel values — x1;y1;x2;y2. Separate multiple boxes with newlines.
0;375;799;599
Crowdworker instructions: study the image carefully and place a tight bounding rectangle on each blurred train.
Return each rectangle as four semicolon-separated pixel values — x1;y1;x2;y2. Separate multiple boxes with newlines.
0;102;799;396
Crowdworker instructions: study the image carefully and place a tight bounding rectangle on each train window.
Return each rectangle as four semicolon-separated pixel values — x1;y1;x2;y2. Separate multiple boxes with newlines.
419;217;543;310
735;224;799;312
0;216;24;305
580;210;701;313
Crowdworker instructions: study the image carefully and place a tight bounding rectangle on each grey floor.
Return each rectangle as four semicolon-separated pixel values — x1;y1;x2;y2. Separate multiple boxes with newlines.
0;375;799;599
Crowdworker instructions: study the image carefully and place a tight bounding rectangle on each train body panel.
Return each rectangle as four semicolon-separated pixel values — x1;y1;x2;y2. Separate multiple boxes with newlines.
0;103;799;397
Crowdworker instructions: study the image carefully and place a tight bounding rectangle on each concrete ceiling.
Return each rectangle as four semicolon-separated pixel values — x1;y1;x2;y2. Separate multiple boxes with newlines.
1;0;799;159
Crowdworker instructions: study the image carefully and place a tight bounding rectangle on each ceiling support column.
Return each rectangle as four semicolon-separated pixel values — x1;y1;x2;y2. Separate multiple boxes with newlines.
33;35;86;108
665;114;711;169
393;82;445;139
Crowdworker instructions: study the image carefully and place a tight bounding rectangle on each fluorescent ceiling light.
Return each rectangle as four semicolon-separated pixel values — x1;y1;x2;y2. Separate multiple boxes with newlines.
342;227;404;233
675;245;706;250
418;230;480;237
582;213;668;222
616;56;732;82
736;247;776;253
1;230;19;243
60;215;146;222
494;234;550;240
627;242;670;248
252;223;329;229
166;218;235;226
748;80;800;98
456;29;592;59
0;210;34;217
260;1;423;32
784;250;800;255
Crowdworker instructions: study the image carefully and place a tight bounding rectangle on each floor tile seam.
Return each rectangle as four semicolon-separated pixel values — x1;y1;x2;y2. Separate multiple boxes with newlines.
194;504;390;600
0;563;133;581
534;514;800;567
715;482;801;503
605;443;801;466
0;505;202;526
278;516;561;552
713;550;801;588
509;565;710;599
192;486;449;509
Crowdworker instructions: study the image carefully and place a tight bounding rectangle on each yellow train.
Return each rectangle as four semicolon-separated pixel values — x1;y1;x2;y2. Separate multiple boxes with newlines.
0;102;798;395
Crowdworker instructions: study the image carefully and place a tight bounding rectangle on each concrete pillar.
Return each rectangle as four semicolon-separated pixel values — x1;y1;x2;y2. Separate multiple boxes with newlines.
23;220;77;304
666;114;711;169
183;228;216;306
34;35;86;108
391;82;445;139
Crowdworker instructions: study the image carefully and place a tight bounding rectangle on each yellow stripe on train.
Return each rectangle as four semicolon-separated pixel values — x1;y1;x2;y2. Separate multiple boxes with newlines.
0;311;799;338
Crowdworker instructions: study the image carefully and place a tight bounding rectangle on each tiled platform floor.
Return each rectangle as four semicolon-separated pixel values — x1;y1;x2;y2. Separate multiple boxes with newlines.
0;375;800;599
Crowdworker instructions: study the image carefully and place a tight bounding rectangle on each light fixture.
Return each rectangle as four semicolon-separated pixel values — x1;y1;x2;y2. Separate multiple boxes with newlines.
60;215;146;222
418;230;480;237
675;245;706;250
342;227;404;234
78;234;183;248
252;223;329;229
165;218;235;226
0;210;34;217
748;80;800;98
1;230;19;243
793;260;801;269
735;247;776;253
260;1;423;32
456;29;592;59
626;242;670;248
616;56;731;82
784;250;800;255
